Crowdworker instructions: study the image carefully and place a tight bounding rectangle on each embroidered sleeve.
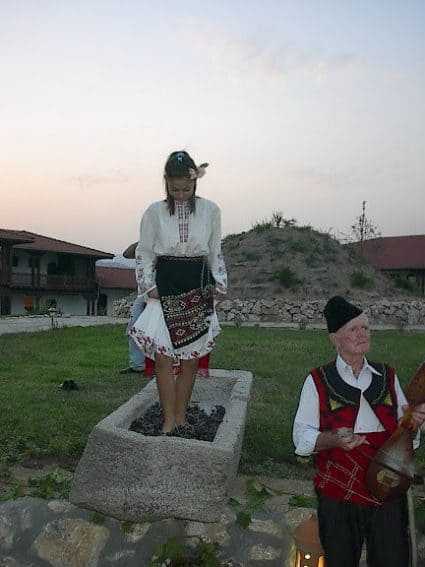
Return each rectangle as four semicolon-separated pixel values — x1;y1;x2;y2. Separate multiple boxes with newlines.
208;205;227;294
135;206;157;295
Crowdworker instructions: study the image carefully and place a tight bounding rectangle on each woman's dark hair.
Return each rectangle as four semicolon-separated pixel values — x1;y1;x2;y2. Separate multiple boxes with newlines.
164;150;197;215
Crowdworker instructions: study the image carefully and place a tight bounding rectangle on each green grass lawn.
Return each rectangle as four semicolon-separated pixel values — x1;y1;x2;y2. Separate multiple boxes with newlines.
1;324;424;481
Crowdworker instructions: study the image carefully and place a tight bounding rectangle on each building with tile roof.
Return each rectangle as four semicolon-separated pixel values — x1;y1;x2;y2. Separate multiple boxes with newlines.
0;229;116;316
352;235;425;294
95;266;136;316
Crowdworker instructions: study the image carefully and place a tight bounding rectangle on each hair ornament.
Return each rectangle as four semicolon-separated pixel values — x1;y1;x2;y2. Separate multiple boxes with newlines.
176;152;185;163
189;162;209;180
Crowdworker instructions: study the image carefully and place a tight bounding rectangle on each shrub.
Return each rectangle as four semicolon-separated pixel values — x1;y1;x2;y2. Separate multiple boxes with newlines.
321;238;338;255
289;239;308;254
274;266;302;289
350;271;374;289
283;218;297;228
223;232;244;245
241;251;260;262
347;246;362;262
391;274;419;293
306;254;320;268
297;224;313;233
252;219;273;233
267;236;283;247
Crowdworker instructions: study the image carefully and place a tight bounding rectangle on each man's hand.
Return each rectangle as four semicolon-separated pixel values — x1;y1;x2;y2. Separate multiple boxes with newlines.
315;430;367;452
337;433;367;451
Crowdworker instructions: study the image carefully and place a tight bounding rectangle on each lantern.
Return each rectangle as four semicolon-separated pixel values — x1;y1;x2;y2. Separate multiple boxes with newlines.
292;513;325;567
23;296;34;313
48;306;58;329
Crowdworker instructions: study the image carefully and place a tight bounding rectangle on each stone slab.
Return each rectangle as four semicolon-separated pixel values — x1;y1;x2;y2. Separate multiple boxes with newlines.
70;370;252;522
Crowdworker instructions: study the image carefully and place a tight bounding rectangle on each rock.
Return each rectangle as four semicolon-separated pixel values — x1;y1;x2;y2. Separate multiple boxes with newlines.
125;522;150;543
249;519;282;537
248;544;281;560
0;513;14;551
48;500;76;515
33;519;109;567
219;300;233;312
0;557;20;567
105;549;136;562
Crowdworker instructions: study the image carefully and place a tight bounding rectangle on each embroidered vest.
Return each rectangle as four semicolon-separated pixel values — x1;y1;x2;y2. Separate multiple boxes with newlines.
311;360;398;505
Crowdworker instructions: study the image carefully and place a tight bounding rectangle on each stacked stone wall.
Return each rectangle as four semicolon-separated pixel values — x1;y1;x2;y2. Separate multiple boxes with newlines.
113;296;425;327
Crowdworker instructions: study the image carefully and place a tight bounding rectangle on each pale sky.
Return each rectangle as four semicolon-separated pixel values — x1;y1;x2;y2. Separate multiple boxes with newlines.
1;0;424;254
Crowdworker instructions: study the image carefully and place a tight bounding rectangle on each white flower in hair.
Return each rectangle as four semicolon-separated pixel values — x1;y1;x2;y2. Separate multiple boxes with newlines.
189;162;209;180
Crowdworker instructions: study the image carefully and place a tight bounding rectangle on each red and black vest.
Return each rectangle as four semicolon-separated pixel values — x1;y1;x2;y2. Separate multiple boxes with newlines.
311;359;399;505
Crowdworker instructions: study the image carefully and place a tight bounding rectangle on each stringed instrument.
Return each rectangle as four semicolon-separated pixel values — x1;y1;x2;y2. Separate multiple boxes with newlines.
366;360;425;502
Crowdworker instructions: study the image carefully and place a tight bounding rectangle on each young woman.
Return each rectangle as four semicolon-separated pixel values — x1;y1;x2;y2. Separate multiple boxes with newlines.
130;151;227;433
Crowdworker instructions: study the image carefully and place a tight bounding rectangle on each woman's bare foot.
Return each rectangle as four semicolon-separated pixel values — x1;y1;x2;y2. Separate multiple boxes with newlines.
161;421;175;434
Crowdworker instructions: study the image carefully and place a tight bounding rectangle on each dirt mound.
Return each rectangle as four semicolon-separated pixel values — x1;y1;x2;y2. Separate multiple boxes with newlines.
222;225;410;300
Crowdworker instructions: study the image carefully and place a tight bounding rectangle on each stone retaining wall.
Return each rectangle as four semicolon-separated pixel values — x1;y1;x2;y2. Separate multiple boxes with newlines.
113;296;425;327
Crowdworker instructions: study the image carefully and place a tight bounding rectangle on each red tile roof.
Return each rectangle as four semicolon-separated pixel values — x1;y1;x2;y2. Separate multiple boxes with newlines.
354;235;425;270
0;229;35;245
0;229;113;259
96;266;136;289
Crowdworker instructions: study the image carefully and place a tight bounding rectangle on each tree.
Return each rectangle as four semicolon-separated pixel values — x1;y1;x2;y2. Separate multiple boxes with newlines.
270;210;297;228
347;201;381;249
271;210;284;228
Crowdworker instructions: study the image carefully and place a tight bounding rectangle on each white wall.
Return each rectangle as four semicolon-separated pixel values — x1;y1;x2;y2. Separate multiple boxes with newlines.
10;286;133;316
11;250;60;275
54;295;87;315
11;294;28;315
11;293;88;315
12;250;32;274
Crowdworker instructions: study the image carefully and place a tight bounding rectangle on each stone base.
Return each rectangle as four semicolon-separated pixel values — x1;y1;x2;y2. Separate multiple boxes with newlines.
70;370;252;523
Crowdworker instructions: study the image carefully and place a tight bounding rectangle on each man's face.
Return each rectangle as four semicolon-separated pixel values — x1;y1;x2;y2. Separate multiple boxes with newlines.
330;313;371;359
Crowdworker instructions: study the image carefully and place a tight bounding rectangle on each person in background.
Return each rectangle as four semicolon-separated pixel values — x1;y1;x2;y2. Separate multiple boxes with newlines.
119;242;152;377
130;150;227;433
293;295;425;567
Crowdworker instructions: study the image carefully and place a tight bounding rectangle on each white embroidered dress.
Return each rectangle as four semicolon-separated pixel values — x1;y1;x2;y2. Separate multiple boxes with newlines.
130;197;227;360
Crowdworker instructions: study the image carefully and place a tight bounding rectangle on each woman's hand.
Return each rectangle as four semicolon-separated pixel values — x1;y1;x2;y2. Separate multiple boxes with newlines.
214;290;226;303
148;288;160;299
403;403;425;430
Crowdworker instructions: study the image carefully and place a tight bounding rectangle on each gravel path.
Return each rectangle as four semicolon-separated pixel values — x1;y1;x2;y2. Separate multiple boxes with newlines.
0;315;126;335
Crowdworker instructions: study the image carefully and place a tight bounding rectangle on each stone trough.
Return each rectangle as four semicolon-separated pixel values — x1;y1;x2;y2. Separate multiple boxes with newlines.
70;369;252;523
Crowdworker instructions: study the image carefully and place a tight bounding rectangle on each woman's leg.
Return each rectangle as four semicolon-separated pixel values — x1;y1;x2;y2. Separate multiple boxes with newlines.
155;353;175;432
197;353;210;377
174;359;198;426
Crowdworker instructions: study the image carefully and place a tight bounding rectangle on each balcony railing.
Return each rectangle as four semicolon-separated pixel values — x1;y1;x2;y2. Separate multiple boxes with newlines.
6;272;96;291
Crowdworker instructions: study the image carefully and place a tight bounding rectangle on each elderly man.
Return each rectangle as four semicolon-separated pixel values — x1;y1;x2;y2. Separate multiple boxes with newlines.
293;295;425;567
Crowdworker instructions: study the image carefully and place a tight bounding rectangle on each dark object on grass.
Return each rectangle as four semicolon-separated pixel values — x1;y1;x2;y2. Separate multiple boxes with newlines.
413;473;424;485
130;402;225;442
59;380;79;391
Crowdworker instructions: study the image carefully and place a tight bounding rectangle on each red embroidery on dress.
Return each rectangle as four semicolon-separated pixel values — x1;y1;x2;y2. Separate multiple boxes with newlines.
176;202;189;243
